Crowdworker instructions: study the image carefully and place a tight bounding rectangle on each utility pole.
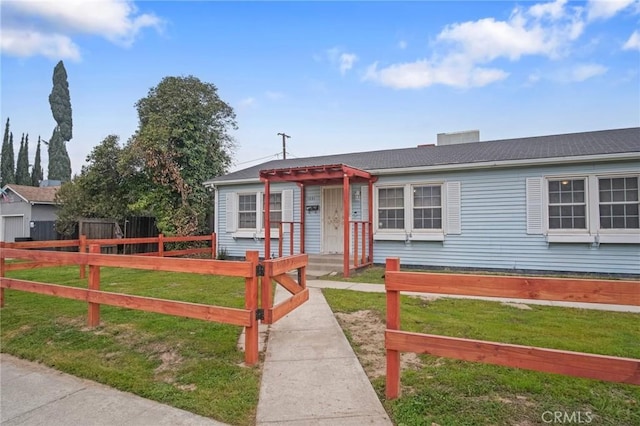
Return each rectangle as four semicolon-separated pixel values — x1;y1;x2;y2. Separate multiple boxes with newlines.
277;132;290;159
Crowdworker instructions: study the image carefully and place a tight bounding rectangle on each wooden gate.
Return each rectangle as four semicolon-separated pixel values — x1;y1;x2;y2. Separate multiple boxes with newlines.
260;254;309;324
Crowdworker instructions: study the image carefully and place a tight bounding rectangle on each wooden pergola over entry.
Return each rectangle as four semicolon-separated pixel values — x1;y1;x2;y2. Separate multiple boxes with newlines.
259;164;376;277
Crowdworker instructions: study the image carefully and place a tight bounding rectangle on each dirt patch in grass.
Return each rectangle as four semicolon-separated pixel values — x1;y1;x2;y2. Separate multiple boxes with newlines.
3;324;33;340
335;309;422;379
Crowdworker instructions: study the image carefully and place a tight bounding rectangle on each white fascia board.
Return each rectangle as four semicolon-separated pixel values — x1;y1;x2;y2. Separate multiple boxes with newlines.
203;178;261;188
369;153;640;176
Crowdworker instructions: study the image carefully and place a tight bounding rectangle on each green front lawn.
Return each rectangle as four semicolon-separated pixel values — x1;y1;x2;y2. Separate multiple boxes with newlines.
1;266;259;426
324;288;640;426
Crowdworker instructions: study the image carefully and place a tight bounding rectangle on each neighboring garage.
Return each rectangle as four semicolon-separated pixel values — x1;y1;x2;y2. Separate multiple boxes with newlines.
0;183;60;242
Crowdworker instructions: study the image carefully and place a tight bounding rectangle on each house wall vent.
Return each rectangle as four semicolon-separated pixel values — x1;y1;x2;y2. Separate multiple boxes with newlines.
437;130;480;146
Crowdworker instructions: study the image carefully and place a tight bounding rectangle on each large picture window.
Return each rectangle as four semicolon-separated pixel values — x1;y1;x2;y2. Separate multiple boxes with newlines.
527;173;639;244
375;181;459;241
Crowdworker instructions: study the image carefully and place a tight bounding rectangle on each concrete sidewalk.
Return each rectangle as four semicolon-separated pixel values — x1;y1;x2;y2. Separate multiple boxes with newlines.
306;279;640;313
255;286;391;425
0;354;226;426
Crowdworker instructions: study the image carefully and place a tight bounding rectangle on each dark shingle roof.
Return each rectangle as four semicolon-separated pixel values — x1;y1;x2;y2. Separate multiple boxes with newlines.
206;127;640;184
3;184;59;203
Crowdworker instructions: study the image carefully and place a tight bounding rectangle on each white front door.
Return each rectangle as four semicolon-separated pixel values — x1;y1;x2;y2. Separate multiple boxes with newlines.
322;187;343;253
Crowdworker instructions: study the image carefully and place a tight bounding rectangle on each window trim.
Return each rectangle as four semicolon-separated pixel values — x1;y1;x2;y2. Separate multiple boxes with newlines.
228;189;294;239
596;174;640;236
237;192;258;231
545;176;589;235
537;172;640;244
374;181;452;242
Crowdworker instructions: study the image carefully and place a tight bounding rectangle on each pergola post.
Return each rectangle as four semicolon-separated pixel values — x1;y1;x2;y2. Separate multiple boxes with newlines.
264;179;271;260
299;183;305;254
343;173;350;278
368;180;374;264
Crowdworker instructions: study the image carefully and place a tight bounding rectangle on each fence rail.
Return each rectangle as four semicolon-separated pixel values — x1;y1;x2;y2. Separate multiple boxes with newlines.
1;244;260;365
3;234;217;276
384;257;640;399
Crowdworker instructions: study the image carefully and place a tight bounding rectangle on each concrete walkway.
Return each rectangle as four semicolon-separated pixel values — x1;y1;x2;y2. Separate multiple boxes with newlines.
306;279;640;313
0;354;226;426
255;286;391;425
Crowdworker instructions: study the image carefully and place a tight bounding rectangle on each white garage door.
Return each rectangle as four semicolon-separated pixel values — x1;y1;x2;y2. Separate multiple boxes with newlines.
2;216;25;242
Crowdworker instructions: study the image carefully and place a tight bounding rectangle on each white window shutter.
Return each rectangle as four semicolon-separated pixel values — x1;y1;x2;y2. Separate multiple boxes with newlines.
526;177;544;235
282;189;294;222
225;193;237;232
257;192;263;231
446;181;461;235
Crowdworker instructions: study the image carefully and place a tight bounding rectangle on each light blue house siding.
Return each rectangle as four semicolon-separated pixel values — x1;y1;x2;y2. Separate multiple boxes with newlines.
216;182;304;259
214;160;639;275
371;160;639;275
216;183;366;259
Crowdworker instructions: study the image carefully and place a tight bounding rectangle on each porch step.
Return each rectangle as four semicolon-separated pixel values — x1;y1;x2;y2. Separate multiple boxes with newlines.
306;254;344;278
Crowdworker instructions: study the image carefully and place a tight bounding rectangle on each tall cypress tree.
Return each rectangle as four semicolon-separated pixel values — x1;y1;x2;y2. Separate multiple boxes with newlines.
48;60;72;181
16;133;31;185
31;136;44;186
1;118;15;186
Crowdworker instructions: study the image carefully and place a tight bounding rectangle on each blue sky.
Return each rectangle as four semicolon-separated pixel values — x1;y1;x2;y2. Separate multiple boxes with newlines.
2;0;639;178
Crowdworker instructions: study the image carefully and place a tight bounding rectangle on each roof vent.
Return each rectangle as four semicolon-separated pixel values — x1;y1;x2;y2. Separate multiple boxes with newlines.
40;180;62;187
437;130;480;146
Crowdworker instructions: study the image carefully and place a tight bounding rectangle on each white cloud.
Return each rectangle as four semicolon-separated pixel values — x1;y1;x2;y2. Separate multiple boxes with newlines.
1;0;162;59
364;58;508;89
339;53;358;74
528;0;568;20
623;30;640;51
238;97;257;109
321;47;358;74
265;91;285;100
363;0;623;89
0;28;80;60
586;0;636;21
569;63;608;81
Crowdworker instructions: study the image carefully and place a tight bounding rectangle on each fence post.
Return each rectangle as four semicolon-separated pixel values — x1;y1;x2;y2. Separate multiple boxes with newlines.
87;244;101;327
261;258;273;325
79;234;87;279
386;257;401;399
211;233;217;259
158;233;164;257
244;250;259;365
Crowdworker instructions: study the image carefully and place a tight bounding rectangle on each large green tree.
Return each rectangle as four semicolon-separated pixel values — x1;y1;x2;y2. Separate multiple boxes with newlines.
48;60;72;181
56;135;135;235
1;118;15;186
16;134;31;185
128;75;236;235
31;136;44;186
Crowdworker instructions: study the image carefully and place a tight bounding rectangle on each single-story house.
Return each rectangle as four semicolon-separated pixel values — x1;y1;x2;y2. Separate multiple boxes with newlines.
204;127;640;276
0;184;60;242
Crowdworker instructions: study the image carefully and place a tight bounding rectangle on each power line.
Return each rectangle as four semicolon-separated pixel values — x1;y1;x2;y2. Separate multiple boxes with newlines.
235;152;280;166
